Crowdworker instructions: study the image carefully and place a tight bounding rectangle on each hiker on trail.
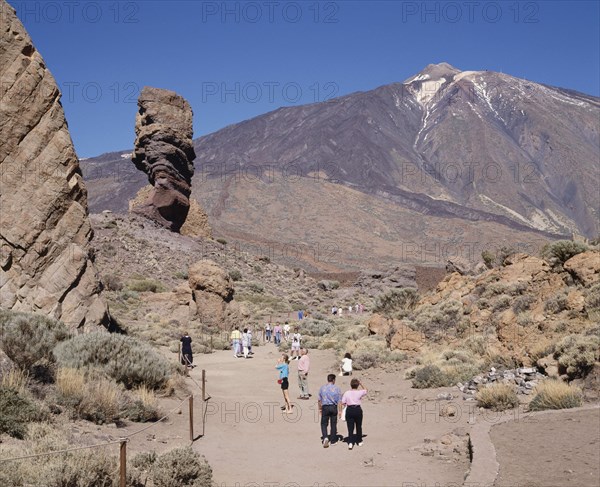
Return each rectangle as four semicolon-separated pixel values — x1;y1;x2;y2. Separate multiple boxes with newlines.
318;374;342;448
242;328;251;359
273;323;282;345
247;327;254;355
338;306;343;317
340;352;353;376
231;326;242;358
265;323;272;342
297;348;310;399
180;331;193;368
283;322;291;341
298;309;304;320
348;305;352;315
290;328;302;359
355;303;359;314
276;353;292;413
342;378;368;450
332;306;337;316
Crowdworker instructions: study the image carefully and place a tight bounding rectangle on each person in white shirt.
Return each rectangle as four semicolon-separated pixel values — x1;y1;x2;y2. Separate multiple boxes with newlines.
290;329;302;359
283;322;291;341
340;352;353;376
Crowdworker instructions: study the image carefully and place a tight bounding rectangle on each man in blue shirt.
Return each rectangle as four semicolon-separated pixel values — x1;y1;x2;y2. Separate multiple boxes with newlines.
318;374;343;447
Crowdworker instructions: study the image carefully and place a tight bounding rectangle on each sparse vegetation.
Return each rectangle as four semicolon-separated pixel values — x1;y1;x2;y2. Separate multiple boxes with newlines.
373;287;419;317
0;310;71;378
544;292;569;314
411;299;464;339
216;238;227;245
103;273;124;291
529;380;583;411
0;386;45;439
54;332;171;390
541;240;588;268
152;447;213;487
476;383;519;411
127;278;166;293
228;269;242;281
553;334;600;379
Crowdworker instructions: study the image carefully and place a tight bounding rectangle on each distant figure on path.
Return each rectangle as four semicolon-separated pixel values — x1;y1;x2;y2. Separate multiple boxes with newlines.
318;374;342;448
230;326;242;358
265;323;272;342
340;352;353;376
297;348;310;399
242;328;251;359
273;323;282;345
338;306;343;317
348;305;352;314
283;322;291;341
180;331;193;368
276;353;292;413
342;378;368;450
298;309;304;320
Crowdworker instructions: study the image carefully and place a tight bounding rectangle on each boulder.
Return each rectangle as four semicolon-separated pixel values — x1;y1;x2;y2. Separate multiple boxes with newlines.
389;323;424;352
131;87;196;232
367;314;393;337
0;1;109;331
564;251;600;286
189;260;234;300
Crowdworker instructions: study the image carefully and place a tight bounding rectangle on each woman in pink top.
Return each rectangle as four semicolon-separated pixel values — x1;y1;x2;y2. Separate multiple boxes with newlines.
341;378;367;450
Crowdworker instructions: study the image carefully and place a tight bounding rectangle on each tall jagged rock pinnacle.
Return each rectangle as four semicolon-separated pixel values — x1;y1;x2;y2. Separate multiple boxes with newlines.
0;0;110;330
131;87;196;232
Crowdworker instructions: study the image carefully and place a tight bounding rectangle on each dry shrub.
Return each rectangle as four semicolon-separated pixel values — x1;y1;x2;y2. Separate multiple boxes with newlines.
0;385;45;439
1;368;29;394
122;385;162;422
56;367;86;402
554;334;600;379
476;383;519;411
529;380;583;411
409;348;483;388
152;446;213;487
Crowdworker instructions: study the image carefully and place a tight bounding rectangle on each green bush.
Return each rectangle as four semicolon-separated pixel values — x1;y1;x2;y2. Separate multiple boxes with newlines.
216;238;227;245
554;334;600;379
228;269;242;281
173;271;189;280
541;240;588;268
411;365;451;388
127;279;166;293
492;294;512;312
352;352;380;370
103;273;123;291
246;282;264;293
152;447;213;487
373;287;419;317
0;386;45;439
300;319;334;336
413;299;464;339
585;284;600;319
53;332;171;389
0;310;70;376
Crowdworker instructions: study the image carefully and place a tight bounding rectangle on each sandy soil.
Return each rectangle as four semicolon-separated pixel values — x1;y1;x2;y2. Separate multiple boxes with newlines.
184;343;470;487
491;408;600;487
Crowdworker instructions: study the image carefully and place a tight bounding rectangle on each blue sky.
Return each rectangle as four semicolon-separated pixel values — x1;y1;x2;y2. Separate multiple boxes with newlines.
10;0;600;157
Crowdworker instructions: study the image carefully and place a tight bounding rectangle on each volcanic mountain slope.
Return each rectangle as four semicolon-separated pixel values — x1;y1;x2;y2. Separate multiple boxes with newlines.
82;63;600;270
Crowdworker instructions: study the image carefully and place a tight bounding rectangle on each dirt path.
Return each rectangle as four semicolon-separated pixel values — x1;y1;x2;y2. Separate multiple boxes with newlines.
491;407;600;487
187;343;471;487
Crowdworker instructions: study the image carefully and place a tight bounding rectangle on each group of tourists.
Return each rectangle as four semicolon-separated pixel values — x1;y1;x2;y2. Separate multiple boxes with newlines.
331;303;364;316
229;326;254;359
276;350;365;449
181;314;365;450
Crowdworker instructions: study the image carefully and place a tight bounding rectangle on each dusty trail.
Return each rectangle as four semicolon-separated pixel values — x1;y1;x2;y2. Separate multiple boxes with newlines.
188;343;470;487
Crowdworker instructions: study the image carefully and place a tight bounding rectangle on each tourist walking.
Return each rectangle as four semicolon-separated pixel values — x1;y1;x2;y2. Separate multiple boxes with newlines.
247;327;254;355
340;352;353;376
297;348;310;399
230;326;242;358
265;323;272;342
283;322;291;342
180;331;193;368
241;328;251;359
342;378;368;449
276;354;292;413
318;374;342;448
273;323;282;345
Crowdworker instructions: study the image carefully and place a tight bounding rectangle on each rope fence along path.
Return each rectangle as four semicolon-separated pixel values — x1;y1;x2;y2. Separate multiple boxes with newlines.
0;369;211;486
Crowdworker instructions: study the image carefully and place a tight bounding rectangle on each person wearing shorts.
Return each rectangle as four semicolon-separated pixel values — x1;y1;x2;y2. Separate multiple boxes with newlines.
276;353;292;413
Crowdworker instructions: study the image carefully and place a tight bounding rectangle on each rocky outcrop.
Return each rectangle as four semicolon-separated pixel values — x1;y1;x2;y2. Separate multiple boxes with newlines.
564;251;600;286
0;1;109;331
188;259;247;329
131;87;196;232
367;314;424;352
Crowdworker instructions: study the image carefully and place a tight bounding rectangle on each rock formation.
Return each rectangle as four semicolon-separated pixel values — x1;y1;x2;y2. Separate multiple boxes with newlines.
0;0;110;330
131;87;196;232
188;259;248;329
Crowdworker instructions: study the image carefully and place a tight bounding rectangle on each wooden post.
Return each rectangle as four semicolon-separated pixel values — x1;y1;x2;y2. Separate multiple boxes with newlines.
201;369;206;401
189;395;194;442
119;438;127;487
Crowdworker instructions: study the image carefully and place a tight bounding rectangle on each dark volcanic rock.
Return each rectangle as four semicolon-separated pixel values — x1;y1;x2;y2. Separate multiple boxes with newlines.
131;87;196;232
